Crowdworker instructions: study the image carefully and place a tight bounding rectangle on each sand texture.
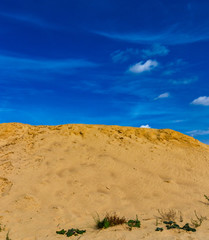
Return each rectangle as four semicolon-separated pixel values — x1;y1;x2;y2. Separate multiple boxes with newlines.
0;123;209;240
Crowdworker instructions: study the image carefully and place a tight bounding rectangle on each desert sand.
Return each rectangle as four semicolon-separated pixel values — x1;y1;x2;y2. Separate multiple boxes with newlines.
0;123;209;240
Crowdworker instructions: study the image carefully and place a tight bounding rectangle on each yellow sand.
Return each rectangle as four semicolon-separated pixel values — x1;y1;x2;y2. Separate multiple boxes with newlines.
0;123;209;240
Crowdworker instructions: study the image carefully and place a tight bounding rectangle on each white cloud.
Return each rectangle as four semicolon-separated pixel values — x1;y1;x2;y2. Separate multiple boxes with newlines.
155;92;170;100
140;124;151;128
129;60;158;73
142;44;169;57
191;96;209;106
187;129;209;137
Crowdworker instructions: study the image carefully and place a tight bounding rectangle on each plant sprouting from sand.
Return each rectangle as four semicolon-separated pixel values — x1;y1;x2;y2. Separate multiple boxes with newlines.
127;215;140;230
204;194;209;203
94;213;141;230
95;213;126;229
191;210;207;228
56;228;86;237
6;231;11;240
160;221;196;232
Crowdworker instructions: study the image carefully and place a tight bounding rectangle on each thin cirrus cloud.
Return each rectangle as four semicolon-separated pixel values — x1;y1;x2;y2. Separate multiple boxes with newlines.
163;59;187;76
170;76;198;85
94;25;209;45
191;96;209;106
111;44;168;63
155;92;170;100
111;48;139;63
187;129;209;137
129;60;158;73
0;11;57;29
0;54;98;80
142;44;169;57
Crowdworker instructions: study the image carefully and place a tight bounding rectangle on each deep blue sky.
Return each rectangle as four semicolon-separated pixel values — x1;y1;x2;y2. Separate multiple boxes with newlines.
0;0;209;143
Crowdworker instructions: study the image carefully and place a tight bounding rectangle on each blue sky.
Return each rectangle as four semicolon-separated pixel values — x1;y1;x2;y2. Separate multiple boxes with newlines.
0;0;209;144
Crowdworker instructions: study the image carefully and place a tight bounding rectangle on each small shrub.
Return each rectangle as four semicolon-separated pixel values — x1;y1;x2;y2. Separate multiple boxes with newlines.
191;211;207;228
96;213;126;229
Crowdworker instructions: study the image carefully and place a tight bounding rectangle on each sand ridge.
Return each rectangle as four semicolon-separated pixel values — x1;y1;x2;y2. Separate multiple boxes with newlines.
0;123;209;240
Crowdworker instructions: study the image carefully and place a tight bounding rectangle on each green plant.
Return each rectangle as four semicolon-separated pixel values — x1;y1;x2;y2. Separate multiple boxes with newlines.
163;221;196;232
163;221;180;230
155;227;163;231
96;213;126;229
191;211;207;228
181;223;196;232
56;229;66;235
204;195;209;202
66;229;86;237
127;215;140;229
6;231;11;240
56;228;86;237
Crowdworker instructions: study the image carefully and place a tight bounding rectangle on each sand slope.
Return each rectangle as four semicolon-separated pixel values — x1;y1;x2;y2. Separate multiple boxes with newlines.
0;123;209;240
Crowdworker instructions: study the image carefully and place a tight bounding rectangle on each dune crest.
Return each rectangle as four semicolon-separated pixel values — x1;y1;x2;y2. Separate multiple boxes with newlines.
0;123;209;240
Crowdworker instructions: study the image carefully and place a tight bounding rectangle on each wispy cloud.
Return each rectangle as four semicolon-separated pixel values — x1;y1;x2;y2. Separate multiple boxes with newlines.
163;59;188;77
191;96;209;106
94;25;209;45
187;129;209;137
111;48;139;63
142;44;169;57
155;92;170;100
0;54;98;81
0;11;57;29
170;76;198;85
172;119;185;123
129;60;158;73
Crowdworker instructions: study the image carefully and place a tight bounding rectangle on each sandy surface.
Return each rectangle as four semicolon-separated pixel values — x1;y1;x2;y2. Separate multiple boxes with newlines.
0;123;209;240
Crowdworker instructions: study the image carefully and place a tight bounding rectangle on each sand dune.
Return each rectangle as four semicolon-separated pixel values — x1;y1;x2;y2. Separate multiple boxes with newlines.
0;123;209;240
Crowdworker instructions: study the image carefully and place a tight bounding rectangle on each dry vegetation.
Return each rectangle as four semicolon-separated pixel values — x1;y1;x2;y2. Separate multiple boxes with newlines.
191;211;207;228
156;209;178;222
